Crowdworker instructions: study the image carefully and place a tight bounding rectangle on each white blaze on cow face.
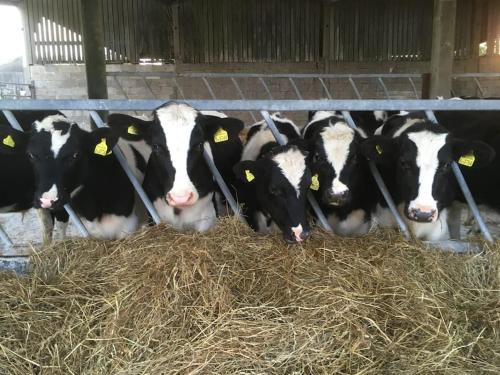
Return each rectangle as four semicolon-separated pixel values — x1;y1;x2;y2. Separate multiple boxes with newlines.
34;115;71;158
156;104;199;207
272;147;306;198
321;122;354;195
407;131;448;221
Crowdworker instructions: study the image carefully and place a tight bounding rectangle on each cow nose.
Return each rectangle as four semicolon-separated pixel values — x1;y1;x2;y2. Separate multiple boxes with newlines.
291;224;309;243
39;197;56;209
166;191;194;207
327;189;350;206
408;207;437;222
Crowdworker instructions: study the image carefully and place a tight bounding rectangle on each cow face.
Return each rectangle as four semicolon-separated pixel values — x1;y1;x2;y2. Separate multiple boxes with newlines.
0;115;118;210
108;103;243;208
362;123;494;223
305;116;367;207
234;144;312;243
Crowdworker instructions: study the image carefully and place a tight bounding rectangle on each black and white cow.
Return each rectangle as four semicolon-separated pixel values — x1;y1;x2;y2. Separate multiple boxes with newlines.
107;102;244;232
362;112;494;240
233;113;311;243
0;110;68;242
303;111;377;236
0;115;141;239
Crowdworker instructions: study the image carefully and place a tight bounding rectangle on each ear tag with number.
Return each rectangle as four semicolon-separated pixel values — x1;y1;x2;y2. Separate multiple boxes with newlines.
2;135;15;148
245;169;255;182
127;125;138;135
310;174;320;191
214;127;229;143
375;144;383;155
458;153;475;167
94;138;112;156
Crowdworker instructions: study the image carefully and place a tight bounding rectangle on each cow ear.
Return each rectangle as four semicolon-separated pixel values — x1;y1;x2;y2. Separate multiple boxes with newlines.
233;160;262;184
87;128;119;157
0;124;28;154
202;116;244;144
360;136;398;164
107;113;152;142
451;139;495;169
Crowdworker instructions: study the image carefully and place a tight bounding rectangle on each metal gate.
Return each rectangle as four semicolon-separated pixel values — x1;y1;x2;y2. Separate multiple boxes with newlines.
1;98;499;262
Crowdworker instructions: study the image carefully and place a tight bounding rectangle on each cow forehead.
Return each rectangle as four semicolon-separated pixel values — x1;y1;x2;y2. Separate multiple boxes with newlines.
155;103;199;143
33;115;73;157
272;148;306;198
321;122;355;174
407;131;448;163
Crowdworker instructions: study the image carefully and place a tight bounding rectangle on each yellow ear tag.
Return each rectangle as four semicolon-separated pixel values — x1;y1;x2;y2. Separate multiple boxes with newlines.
310;174;320;191
127;125;138;135
245;169;255;182
94;138;112;156
375;144;383;155
2;135;15;148
458;153;475;167
214;127;229;143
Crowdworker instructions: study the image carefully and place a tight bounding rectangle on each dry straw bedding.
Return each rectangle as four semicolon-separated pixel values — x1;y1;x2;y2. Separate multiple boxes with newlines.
0;218;499;374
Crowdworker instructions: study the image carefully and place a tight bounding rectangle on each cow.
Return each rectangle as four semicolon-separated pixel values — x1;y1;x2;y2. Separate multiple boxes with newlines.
361;112;495;240
233;113;311;243
0;110;69;243
0;114;142;240
107;102;244;232
303;111;377;236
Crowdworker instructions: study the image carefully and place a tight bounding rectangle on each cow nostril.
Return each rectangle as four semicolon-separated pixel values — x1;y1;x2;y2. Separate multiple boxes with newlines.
409;208;437;222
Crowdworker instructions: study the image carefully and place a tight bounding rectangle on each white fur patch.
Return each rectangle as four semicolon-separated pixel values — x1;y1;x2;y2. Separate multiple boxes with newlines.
41;184;58;201
34;115;72;157
303;111;340;135
153;192;216;231
272;147;306;198
156;103;199;200
393;118;426;137
200;110;227;118
407;131;448;213
328;209;370;237
241;119;299;161
321;122;354;195
82;212;139;240
373;111;386;122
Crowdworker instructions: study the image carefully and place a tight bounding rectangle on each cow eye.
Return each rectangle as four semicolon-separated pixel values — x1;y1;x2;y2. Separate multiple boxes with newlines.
27;152;35;160
314;153;325;163
399;160;412;170
72;152;79;159
439;161;451;170
152;144;162;153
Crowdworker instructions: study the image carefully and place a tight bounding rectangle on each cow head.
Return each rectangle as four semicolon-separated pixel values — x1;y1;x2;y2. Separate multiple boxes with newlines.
108;102;243;208
304;112;368;207
234;142;312;243
362;121;495;222
0;115;118;209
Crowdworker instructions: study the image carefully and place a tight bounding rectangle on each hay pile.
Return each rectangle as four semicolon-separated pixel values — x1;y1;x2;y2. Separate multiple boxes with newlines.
0;219;498;374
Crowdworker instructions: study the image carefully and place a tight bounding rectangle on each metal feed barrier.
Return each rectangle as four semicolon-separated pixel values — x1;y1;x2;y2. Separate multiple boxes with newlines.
1;99;500;258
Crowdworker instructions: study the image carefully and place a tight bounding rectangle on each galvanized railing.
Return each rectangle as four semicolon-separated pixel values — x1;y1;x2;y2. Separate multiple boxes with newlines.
1;99;499;255
452;73;500;98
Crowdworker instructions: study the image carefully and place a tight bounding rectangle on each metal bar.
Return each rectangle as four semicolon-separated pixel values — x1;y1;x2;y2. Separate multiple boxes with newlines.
202;143;243;221
318;77;333;99
141;77;157;99
377;77;390;99
0;224;14;248
107;71;424;79
89;111;162;224
452;73;500;78
258;77;273;99
288;78;303;100
63;203;89;237
341;110;410;239
3;99;500;111
202;77;217;99
2;110;90;237
172;77;186;99
348;77;362;99
473;77;486;98
260;110;333;233
230;77;257;122
425;110;493;243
